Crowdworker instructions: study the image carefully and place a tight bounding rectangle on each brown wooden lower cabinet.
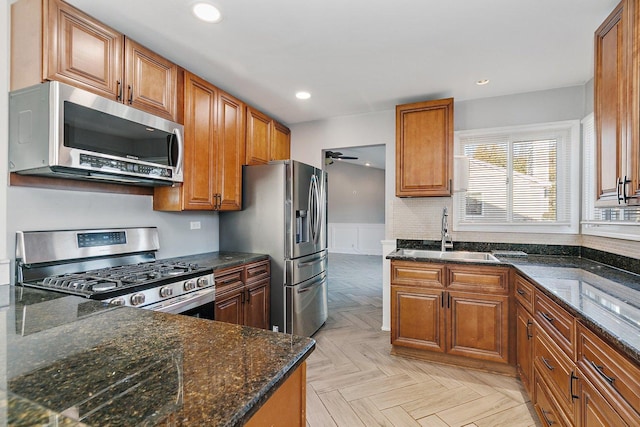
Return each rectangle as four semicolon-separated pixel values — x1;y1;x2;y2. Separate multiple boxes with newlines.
516;302;534;395
390;260;512;371
391;284;445;352
446;291;509;364
245;362;306;427
214;259;270;329
578;375;628;427
516;273;640;427
534;368;572;427
534;325;579;424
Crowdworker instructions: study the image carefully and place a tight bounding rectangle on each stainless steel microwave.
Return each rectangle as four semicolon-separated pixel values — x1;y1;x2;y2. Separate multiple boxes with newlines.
9;81;183;186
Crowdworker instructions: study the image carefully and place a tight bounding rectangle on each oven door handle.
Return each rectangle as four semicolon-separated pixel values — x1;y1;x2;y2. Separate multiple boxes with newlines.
147;288;215;314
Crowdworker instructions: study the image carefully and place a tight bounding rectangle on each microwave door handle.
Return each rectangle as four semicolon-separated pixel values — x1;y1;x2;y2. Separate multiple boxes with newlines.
174;128;184;176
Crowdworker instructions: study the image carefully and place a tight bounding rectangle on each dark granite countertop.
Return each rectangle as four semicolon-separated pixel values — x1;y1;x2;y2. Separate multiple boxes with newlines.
387;246;640;366
498;255;640;365
4;286;315;426
165;251;269;272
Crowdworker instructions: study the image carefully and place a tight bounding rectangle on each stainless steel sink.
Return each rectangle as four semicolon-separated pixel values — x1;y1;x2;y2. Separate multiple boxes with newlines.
395;249;499;262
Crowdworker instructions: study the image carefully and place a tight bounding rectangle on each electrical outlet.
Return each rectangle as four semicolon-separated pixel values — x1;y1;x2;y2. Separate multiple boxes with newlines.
190;221;201;230
272;326;279;332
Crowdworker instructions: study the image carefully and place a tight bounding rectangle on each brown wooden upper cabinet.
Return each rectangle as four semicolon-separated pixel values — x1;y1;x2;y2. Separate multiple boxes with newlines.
245;106;291;165
595;0;640;206
11;0;178;122
154;72;245;211
396;98;454;197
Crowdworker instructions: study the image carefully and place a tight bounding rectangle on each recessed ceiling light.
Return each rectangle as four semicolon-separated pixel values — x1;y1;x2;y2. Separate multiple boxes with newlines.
476;79;490;86
192;3;222;23
296;91;311;100
365;162;371;167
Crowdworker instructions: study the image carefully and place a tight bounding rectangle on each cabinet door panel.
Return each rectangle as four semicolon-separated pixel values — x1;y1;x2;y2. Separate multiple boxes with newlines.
216;91;245;211
396;98;453;197
447;265;509;294
182;73;216;209
245;107;271;165
534;370;572;427
516;303;534;395
272;121;291;161
125;39;177;121
534;327;578;423
391;261;445;288
391;285;445;352
215;289;244;325
447;292;509;363
595;2;626;205
245;279;270;330
580;376;628;427
46;0;122;98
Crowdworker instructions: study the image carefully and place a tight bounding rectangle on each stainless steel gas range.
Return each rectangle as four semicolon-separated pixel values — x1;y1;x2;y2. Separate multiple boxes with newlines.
15;227;215;318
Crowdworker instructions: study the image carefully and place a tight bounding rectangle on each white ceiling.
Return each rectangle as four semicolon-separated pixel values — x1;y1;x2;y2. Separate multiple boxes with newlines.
325;146;386;170
67;0;619;126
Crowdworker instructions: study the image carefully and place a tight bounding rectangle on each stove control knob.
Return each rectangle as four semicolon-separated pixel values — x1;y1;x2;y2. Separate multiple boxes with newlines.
184;279;197;291
159;286;173;298
197;277;209;288
130;293;146;306
109;297;126;306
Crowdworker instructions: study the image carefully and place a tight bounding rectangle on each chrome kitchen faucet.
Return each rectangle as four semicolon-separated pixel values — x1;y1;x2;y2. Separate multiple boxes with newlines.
441;207;453;251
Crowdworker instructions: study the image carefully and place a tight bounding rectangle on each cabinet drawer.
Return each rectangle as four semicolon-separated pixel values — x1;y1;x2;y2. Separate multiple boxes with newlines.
534;291;575;359
534;327;578;423
534;369;572;427
514;274;535;313
577;323;640;422
215;266;244;293
246;259;270;284
447;265;509;295
391;261;445;288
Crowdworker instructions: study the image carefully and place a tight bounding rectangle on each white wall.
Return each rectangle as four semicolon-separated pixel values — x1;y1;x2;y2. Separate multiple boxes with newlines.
326;161;384;223
290;85;589;245
6;187;219;281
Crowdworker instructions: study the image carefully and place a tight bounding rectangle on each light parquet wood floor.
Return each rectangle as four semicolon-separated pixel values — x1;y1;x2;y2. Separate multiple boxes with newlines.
306;253;540;427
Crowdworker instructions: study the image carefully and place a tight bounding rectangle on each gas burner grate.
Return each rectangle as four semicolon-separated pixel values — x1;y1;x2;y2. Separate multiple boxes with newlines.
39;274;122;294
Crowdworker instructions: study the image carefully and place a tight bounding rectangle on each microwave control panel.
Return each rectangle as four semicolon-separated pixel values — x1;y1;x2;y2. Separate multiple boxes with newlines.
79;154;173;178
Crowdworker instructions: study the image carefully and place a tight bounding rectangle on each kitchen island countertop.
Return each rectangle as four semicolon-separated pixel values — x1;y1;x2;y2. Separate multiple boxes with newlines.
4;284;314;426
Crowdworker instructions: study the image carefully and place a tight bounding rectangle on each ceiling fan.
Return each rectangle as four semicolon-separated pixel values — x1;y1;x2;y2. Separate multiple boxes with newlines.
325;150;358;165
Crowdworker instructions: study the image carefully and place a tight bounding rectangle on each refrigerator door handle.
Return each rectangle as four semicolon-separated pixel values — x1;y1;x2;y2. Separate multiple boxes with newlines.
308;175;318;244
310;175;321;245
297;253;327;268
297;275;325;293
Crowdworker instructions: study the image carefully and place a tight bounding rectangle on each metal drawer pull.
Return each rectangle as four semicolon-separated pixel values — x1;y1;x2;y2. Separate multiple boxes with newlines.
590;360;616;386
541;357;555;371
297;254;327;268
541;409;555;426
526;319;533;339
517;288;526;296
540;312;555;323
570;371;579;400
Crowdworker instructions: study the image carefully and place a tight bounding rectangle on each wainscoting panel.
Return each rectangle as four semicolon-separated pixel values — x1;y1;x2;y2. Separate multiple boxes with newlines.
328;223;385;255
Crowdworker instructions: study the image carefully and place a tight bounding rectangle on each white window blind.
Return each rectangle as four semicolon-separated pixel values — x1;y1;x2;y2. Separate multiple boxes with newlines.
454;121;579;234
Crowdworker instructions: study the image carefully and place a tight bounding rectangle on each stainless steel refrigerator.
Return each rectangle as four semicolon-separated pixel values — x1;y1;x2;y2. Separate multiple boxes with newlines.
219;160;328;337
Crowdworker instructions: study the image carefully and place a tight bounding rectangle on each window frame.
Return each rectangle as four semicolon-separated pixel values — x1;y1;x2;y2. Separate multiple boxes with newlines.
453;120;580;234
